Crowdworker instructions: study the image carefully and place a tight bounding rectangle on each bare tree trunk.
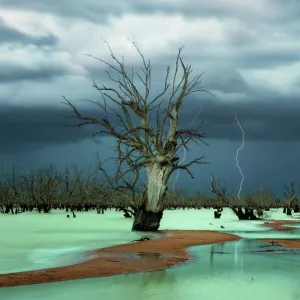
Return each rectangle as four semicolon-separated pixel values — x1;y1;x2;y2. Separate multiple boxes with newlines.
132;164;171;231
63;43;208;230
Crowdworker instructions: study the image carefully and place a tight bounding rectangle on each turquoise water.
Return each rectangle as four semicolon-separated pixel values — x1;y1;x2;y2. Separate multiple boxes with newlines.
2;237;300;300
1;210;299;300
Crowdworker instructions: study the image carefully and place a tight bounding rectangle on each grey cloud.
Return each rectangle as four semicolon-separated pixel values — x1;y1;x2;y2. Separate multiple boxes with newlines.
236;48;300;69
181;44;300;70
0;64;67;82
180;93;300;142
0;18;58;46
202;68;249;94
1;1;299;86
1;0;300;195
0;0;124;23
1;88;299;155
0;0;299;152
1;0;300;24
134;0;300;24
0;20;72;83
62;64;300;144
83;56;248;95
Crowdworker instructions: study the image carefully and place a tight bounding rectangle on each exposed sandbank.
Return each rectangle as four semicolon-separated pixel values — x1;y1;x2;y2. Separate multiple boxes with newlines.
259;220;300;249
262;220;299;231
259;239;300;248
0;230;239;287
1;219;299;288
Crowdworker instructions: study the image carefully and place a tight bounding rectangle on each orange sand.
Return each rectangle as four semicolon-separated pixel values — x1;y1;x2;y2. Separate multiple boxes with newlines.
260;220;300;249
262;220;299;231
1;219;299;288
259;239;300;248
0;230;239;288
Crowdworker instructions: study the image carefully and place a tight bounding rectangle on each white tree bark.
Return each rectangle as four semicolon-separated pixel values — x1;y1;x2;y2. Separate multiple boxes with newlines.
146;163;172;212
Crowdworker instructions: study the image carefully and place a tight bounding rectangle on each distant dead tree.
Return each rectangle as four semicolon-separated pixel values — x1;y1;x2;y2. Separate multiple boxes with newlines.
283;182;298;215
96;153;145;218
63;40;209;231
210;176;260;220
243;187;277;212
72;168;93;205
0;167;19;214
31;166;61;213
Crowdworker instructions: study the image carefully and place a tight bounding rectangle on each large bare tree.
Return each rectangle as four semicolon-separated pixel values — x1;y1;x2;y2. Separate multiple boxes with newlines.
63;41;209;231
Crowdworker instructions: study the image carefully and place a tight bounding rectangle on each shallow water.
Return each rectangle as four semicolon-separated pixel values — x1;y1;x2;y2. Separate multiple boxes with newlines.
1;209;300;300
226;228;300;239
284;224;300;229
0;211;157;274
1;238;300;300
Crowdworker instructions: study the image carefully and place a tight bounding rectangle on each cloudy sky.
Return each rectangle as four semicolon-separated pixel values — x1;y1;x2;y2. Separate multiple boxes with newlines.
1;0;300;196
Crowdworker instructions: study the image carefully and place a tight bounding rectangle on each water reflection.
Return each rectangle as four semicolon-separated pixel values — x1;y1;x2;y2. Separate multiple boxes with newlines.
2;238;300;300
210;243;228;266
141;269;176;287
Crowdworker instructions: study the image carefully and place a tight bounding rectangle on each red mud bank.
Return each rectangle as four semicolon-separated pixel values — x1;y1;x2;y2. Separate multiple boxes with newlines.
0;230;239;288
263;220;299;231
259;239;300;248
260;220;300;249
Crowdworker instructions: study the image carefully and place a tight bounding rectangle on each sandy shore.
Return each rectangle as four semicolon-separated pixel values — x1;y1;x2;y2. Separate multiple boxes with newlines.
259;239;300;248
0;230;239;288
1;219;299;288
263;220;299;231
260;220;300;249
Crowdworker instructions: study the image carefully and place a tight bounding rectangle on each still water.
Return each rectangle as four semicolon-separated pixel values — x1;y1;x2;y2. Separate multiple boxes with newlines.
1;236;300;300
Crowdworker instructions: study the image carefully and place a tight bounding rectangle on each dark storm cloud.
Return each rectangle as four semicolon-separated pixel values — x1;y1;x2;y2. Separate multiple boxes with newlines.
1;89;299;155
0;19;67;83
0;103;103;154
233;48;300;69
84;58;249;95
0;0;299;153
0;18;58;46
180;94;300;142
0;65;67;83
83;60;297;141
201;68;249;94
168;46;300;72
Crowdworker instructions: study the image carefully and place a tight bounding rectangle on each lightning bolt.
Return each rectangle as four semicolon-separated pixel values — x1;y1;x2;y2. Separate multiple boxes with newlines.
234;115;245;200
190;104;203;128
172;147;186;190
172;104;203;191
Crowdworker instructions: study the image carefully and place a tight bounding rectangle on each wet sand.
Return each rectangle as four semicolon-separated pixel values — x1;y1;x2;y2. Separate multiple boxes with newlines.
259;239;300;248
1;219;299;288
262;220;299;231
260;220;300;249
0;230;239;288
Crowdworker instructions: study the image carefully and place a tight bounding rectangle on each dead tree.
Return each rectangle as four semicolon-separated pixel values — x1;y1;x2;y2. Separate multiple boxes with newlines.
283;182;297;215
63;41;209;231
35;166;61;213
22;172;39;209
0;167;20;214
210;176;259;220
59;166;77;211
96;154;143;218
72;168;94;210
